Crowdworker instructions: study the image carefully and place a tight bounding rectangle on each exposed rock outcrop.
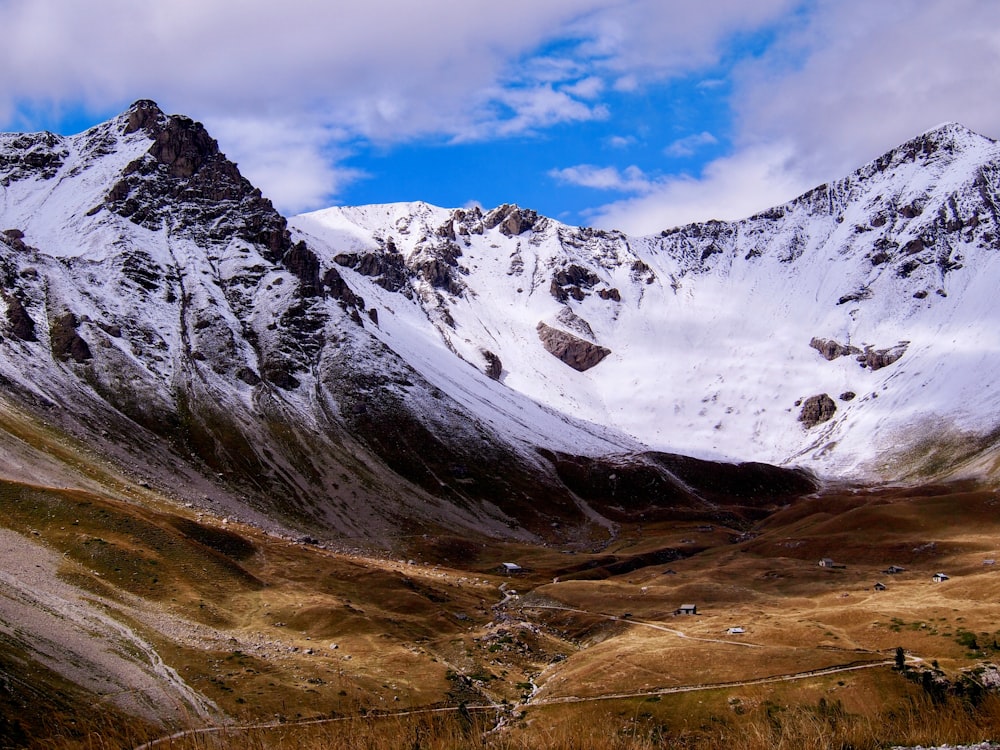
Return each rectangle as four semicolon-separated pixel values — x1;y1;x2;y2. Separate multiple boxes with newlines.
106;101;292;262
798;394;837;428
323;267;366;312
810;337;907;370
49;313;91;363
482;350;503;380
550;263;601;303
483;204;540;236
810;337;861;361
556;307;596;339
334;251;411;293
537;322;610;372
283;241;322;297
4;293;36;341
859;342;908;370
0;132;67;185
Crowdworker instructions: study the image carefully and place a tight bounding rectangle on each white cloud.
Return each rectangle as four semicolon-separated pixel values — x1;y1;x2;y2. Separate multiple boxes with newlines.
568;0;798;81
586;144;812;235
0;0;617;210
207;118;366;215
550;164;653;193
562;76;605;100
608;135;637;149
10;0;994;227
0;1;809;217
664;131;718;158
732;0;1000;183
0;1;609;138
465;85;610;140
579;0;1000;236
612;75;640;93
0;1;799;204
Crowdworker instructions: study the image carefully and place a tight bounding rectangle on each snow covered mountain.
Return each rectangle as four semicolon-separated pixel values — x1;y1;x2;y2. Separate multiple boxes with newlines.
1;101;998;542
291;122;1000;482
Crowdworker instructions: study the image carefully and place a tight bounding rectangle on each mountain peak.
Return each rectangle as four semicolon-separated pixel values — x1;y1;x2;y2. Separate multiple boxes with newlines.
122;99;167;136
882;120;997;166
918;120;993;145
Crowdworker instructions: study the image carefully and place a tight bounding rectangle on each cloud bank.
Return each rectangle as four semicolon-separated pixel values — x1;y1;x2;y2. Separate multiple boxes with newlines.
1;0;998;229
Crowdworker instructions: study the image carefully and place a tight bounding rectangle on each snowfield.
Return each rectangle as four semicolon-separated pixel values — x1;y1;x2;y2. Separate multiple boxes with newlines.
290;123;1000;479
2;103;999;500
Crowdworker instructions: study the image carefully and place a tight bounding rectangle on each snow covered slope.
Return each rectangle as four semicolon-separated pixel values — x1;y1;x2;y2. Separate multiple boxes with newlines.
291;123;1000;480
0;102;997;548
4;101;761;544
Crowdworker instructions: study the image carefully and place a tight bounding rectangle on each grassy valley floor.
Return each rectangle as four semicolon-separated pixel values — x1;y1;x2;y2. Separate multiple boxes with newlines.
3;481;1000;748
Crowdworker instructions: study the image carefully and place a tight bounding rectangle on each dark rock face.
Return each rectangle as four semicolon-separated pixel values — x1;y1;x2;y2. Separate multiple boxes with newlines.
482;349;502;380
235;366;262;386
541;451;694;518
50;313;92;363
840;391;856;401
859;342;907;370
323;267;366;312
0;132;67;185
483;204;540;236
798;394;837;428
539;449;817;524
123;99;167;136
415;257;463;295
106;101;292;263
550;264;601;303
810;337;907;370
810;337;860;361
4;293;36;341
630;259;656;284
537;322;610;371
120;249;162;293
283;241;322;297
650;453;817;506
334;251;411;293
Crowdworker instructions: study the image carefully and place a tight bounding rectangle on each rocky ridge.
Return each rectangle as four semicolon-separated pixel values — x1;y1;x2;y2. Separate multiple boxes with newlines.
3;105;1000;545
0;101;823;549
290;121;1000;482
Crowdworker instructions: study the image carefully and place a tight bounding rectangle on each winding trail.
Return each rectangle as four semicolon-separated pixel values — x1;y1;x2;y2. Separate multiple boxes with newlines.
523;603;765;648
133;585;908;747
131;656;898;748
131;704;503;750
527;659;894;706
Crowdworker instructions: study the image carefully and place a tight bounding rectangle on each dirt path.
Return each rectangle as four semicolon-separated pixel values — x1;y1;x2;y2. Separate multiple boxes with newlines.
131;656;897;749
131;704;504;750
132;589;905;747
522;604;765;648
526;659;894;706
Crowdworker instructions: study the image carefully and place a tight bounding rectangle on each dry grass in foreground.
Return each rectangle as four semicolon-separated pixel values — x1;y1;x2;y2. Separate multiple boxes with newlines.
31;692;1000;750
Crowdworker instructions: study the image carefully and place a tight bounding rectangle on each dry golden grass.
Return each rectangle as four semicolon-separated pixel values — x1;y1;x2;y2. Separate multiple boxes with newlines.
32;690;1000;749
5;480;1000;748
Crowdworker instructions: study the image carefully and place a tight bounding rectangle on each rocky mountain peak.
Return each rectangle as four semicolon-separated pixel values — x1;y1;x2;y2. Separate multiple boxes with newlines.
122;99;168;136
2;105;1000;554
859;121;997;182
483;203;542;236
105;103;292;261
918;121;994;149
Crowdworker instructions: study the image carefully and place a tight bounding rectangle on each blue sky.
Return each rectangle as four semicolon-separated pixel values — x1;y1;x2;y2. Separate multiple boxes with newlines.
339;69;734;222
2;1;1000;234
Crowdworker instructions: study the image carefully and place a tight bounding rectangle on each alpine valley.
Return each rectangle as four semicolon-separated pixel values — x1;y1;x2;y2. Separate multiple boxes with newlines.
2;101;1000;748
